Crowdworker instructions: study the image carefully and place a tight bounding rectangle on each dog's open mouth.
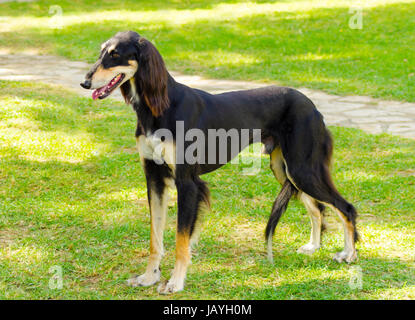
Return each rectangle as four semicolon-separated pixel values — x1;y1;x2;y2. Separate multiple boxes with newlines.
92;73;125;100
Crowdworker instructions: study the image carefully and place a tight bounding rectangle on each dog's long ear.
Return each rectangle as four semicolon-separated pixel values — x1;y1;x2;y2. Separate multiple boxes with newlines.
136;38;169;117
120;80;132;104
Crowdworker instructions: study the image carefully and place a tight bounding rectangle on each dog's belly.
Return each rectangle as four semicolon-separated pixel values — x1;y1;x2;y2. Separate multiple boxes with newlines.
197;138;258;175
198;162;227;175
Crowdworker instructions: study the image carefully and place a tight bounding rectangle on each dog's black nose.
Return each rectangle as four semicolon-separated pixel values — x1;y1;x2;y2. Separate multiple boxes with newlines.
80;80;91;89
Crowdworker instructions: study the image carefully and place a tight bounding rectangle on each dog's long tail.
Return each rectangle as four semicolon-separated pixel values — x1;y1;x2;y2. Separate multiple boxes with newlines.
265;180;297;263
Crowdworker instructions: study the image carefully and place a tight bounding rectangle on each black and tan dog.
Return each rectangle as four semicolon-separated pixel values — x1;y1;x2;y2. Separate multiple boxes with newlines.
81;31;358;294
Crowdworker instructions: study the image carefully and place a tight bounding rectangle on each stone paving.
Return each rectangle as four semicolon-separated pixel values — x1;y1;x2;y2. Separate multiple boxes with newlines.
1;52;415;139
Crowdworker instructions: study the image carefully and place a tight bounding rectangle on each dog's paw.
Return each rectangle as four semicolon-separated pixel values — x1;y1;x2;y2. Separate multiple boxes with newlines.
297;243;320;255
157;278;184;295
127;270;160;287
333;250;357;263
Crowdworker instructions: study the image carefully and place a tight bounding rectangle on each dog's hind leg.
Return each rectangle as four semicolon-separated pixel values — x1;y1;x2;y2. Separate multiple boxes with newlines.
285;159;358;263
158;175;210;294
297;192;323;255
281;124;358;263
266;147;297;263
268;147;327;259
127;160;172;287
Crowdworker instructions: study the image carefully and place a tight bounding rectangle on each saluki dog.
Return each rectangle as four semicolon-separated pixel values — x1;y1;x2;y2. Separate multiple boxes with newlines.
81;31;358;294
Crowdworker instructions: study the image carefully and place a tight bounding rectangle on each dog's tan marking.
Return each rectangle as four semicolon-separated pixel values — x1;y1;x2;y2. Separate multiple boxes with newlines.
297;192;322;254
270;147;287;185
91;60;138;89
330;205;357;263
271;147;313;194
149;183;169;258
128;60;138;67
129;77;140;103
158;231;190;294
107;44;116;54
136;136;146;166
127;179;171;287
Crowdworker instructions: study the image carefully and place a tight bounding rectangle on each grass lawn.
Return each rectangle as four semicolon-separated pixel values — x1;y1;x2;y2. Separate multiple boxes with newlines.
0;0;415;101
0;80;414;299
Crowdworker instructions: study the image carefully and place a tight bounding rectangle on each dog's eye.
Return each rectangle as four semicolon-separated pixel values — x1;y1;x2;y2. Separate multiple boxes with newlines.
110;51;120;59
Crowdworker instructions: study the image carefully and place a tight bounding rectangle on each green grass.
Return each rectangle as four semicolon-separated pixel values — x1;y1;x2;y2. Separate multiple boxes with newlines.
0;0;415;101
1;80;414;299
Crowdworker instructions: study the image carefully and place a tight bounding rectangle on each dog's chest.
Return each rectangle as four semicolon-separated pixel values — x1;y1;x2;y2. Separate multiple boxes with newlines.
136;134;175;168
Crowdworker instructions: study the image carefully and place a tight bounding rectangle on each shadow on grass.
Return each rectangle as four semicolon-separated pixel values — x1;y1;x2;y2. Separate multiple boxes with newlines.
224;256;415;299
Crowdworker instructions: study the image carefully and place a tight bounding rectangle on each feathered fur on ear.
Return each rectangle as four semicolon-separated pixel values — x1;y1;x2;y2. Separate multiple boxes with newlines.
120;80;132;104
136;38;169;117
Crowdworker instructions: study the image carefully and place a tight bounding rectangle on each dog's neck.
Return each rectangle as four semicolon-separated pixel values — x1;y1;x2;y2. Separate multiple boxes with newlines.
123;72;175;106
124;72;176;136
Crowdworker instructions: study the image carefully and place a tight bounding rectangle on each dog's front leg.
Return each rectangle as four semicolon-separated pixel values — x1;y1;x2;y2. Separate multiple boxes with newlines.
158;179;199;294
127;160;171;287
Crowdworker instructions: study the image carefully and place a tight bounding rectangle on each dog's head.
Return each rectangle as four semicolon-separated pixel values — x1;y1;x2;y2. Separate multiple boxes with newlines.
81;31;169;117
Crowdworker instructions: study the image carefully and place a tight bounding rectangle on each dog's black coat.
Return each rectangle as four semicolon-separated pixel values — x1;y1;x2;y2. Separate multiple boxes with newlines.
81;31;358;292
123;71;357;238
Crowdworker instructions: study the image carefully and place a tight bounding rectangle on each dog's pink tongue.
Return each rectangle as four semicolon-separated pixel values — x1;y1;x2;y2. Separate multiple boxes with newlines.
92;89;101;100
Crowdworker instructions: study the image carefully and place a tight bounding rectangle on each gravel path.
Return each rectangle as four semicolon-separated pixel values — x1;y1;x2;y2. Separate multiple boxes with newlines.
1;52;414;139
